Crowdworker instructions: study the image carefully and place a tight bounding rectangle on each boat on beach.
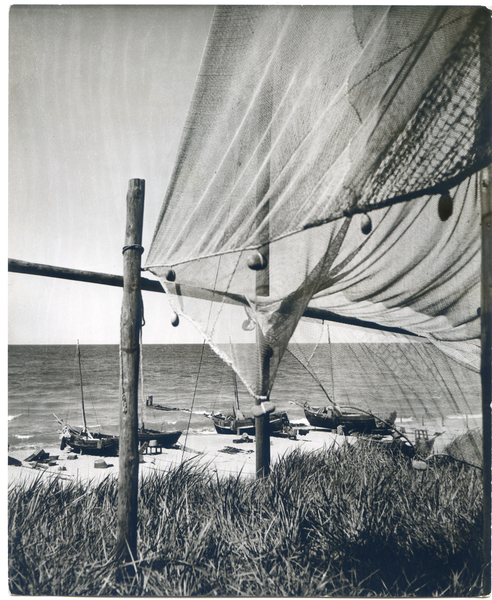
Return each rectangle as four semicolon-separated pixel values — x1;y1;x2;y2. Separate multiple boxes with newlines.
57;420;181;455
211;410;290;436
137;427;182;447
210;370;295;437
303;403;397;435
56;343;182;456
55;342;119;456
57;419;119;456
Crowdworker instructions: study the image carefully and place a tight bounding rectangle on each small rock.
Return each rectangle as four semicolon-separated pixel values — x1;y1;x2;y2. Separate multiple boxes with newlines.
67;453;78;460
94;459;109;469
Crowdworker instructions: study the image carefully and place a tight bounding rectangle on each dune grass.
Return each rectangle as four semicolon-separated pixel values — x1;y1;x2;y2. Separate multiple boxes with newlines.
8;442;486;596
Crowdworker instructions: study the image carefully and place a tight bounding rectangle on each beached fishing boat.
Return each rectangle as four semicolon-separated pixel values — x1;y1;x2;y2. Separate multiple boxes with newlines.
56;344;182;454
303;403;396;435
137;427;181;447
211;411;289;436
55;342;119;456
57;419;119;456
137;341;183;448
211;372;293;436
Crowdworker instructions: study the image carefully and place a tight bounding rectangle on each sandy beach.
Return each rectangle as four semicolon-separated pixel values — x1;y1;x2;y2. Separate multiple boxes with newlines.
8;429;353;488
8;419;476;489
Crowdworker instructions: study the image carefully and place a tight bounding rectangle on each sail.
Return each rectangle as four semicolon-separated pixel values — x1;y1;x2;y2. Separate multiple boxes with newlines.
146;6;489;463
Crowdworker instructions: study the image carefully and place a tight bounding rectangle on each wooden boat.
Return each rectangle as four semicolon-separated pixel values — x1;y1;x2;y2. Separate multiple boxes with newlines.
211;410;290;436
137;427;181;447
55;343;119;456
138;347;183;448
58;419;119;456
211;372;295;437
303;403;396;435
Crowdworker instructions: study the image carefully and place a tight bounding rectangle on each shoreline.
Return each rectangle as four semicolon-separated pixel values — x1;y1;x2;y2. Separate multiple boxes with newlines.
8;430;350;487
8;419;477;488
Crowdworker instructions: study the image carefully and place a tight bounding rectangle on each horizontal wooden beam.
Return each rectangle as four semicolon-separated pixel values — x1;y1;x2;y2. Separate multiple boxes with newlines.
8;258;163;293
8;258;420;338
302;307;419;337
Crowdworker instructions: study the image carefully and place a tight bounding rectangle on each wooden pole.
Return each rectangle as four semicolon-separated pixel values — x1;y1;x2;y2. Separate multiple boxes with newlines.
480;165;491;595
254;78;272;479
255;326;271;478
114;179;145;568
7;258;421;338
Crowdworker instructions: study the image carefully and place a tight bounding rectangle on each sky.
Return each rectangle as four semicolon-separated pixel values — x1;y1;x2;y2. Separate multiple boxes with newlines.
7;2;403;346
8;4;216;344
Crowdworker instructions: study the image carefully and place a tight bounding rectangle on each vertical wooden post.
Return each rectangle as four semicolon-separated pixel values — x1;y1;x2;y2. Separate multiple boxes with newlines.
480;165;491;595
115;179;145;567
254;78;272;479
255;327;271;478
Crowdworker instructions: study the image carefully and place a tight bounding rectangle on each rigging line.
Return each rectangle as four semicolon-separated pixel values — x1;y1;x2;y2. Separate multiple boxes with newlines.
326;321;336;404
285;346;335;406
181;339;207;464
181;252;224;461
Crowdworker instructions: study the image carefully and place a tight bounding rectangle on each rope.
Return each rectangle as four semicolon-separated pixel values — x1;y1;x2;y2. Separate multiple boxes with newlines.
181;340;207;463
122;244;144;254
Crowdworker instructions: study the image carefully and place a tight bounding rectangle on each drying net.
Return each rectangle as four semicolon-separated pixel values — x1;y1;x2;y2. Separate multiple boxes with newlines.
288;319;482;467
146;6;490;466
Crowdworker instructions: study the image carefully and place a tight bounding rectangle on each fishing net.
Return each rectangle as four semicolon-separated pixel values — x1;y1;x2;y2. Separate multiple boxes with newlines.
145;6;489;466
288;320;482;467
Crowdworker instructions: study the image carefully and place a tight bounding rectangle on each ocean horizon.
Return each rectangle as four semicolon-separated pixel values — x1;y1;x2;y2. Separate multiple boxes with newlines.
8;342;481;453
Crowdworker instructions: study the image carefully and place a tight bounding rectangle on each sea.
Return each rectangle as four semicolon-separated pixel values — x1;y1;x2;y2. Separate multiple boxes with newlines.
8;343;482;452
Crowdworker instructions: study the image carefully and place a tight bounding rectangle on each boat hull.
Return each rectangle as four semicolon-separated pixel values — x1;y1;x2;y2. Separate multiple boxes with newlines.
61;432;119;456
61;426;182;456
304;405;394;434
212;412;289;435
138;429;182;447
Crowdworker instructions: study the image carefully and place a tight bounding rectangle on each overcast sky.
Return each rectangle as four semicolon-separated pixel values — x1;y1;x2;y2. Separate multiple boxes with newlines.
8;5;215;344
7;3;411;346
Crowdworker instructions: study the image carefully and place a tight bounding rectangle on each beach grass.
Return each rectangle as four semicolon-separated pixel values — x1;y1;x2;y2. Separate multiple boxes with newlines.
8;442;485;596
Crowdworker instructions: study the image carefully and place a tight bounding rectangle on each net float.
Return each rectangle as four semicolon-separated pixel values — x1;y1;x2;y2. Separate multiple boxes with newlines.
242;318;255;331
247;251;268;270
438;193;453;221
360;213;372;235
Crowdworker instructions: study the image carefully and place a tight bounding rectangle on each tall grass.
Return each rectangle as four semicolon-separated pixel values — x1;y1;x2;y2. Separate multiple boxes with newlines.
9;442;485;596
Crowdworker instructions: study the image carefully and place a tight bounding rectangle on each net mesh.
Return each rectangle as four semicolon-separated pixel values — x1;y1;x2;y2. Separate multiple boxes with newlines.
288;321;482;467
145;6;489;466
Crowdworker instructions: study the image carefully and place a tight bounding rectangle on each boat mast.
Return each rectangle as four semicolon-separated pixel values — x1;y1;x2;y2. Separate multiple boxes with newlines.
77;340;88;433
